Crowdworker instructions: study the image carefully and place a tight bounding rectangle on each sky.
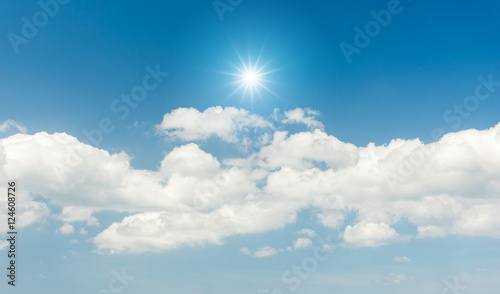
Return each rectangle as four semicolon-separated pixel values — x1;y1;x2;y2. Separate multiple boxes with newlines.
1;0;500;293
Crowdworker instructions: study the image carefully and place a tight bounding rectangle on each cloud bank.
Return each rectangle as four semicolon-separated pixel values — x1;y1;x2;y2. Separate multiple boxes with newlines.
1;106;500;253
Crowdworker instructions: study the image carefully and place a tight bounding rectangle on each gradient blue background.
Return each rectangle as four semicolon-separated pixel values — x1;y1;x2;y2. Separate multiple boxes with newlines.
1;0;499;293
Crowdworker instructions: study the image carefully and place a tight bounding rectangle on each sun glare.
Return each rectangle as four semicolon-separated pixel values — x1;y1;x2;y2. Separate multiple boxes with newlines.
224;49;278;102
244;70;259;86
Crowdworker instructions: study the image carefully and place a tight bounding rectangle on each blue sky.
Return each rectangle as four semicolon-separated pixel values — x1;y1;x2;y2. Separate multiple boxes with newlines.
1;0;500;293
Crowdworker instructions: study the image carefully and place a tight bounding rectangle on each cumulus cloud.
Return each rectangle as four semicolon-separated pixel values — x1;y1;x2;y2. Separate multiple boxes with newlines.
159;143;220;178
318;211;345;229
0;240;8;251
250;129;358;170
93;200;297;253
57;223;75;234
293;237;313;249
156;106;271;143
1;107;500;253
55;207;99;226
0;119;26;133
276;108;324;130
343;222;399;248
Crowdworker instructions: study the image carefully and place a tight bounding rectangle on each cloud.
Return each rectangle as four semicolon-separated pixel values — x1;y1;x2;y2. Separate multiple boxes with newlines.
342;222;399;248
55;207;99;226
318;211;345;229
276;108;324;130
93;200;297;253
159;143;220;178
156;106;271;143
241;246;283;258
417;225;447;238
0;119;26;133
250;129;358;170
57;223;75;234
1;107;500;253
393;256;411;263
253;246;282;258
293;237;313;249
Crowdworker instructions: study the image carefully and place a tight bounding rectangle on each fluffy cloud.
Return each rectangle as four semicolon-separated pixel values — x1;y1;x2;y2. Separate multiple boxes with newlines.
57;223;75;234
94;200;298;253
0;119;26;133
156;106;271;142
1;107;500;254
293;237;313;249
159;143;220;178
56;207;99;226
343;222;399;248
249;129;359;170
276;108;324;130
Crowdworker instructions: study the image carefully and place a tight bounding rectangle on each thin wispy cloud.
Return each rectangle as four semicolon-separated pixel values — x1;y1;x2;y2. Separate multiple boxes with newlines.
0;119;26;133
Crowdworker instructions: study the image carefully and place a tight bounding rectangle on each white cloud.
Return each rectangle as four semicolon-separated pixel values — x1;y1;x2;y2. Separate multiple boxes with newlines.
253;246;282;258
2;108;500;253
277;108;324;130
57;223;75;234
55;207;99;226
252;129;359;170
342;222;399;248
297;228;317;237
93;201;297;253
156;106;271;143
79;228;88;235
417;225;447;238
0;119;26;133
241;246;283;258
393;256;411;263
318;211;345;229
293;237;313;249
159;143;220;178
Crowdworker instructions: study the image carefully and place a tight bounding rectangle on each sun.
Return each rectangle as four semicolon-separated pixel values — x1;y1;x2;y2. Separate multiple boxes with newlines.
243;70;259;86
224;49;278;102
